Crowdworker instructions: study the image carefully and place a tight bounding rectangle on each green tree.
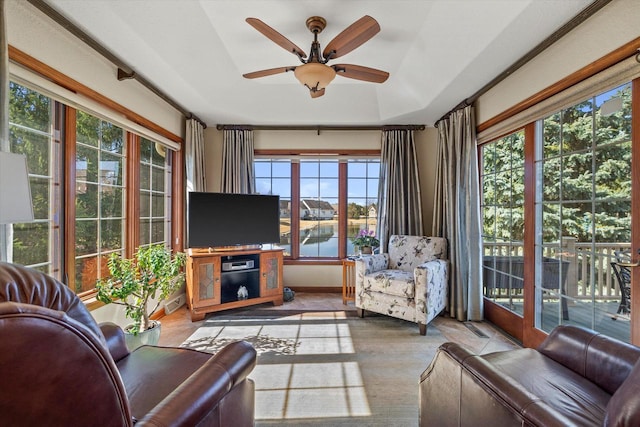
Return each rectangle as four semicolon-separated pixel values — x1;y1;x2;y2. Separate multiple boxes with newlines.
348;202;365;219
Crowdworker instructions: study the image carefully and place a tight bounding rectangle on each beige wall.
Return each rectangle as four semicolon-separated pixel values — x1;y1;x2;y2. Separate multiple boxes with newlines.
203;128;438;288
476;0;640;125
6;1;183;137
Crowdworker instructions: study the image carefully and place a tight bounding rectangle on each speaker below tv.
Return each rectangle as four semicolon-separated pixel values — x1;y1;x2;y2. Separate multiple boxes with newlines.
188;192;280;250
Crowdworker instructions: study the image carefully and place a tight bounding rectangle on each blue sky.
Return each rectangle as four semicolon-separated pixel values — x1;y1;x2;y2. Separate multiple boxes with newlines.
255;159;379;205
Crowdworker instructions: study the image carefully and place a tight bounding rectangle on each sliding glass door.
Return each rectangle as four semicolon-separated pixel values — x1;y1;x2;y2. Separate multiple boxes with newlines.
535;83;633;342
481;78;639;346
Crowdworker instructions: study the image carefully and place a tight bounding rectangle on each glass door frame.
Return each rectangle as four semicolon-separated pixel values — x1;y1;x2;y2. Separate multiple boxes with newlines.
484;78;640;348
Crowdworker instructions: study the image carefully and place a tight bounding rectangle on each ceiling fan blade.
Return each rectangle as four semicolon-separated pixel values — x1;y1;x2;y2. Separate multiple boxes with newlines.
246;18;306;59
310;88;325;98
332;64;389;83
243;66;296;79
322;16;380;60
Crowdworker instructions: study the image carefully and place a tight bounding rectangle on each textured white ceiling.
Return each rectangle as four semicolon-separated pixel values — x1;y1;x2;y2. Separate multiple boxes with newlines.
44;0;592;127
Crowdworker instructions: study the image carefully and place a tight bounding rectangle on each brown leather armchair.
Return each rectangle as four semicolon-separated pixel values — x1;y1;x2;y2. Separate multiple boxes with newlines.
420;324;640;426
0;262;257;426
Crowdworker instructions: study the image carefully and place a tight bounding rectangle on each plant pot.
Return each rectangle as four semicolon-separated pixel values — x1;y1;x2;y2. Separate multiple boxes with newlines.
361;246;373;254
124;320;161;352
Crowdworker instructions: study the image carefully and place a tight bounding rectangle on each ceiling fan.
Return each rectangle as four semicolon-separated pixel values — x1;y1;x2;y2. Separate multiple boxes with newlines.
242;15;389;98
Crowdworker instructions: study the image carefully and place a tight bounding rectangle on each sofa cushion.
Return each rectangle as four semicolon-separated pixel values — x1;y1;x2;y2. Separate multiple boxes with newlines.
480;348;609;426
363;270;415;298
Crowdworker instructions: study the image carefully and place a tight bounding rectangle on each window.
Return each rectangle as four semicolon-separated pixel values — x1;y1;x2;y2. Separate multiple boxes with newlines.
6;82;61;276
300;159;339;257
480;130;526;315
254;159;292;255
5;81;177;296
347;159;379;255
74;111;126;293
139;137;171;247
255;155;380;260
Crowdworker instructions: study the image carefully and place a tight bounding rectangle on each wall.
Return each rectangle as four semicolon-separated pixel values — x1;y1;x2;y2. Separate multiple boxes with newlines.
203;127;438;288
476;0;640;125
5;1;183;137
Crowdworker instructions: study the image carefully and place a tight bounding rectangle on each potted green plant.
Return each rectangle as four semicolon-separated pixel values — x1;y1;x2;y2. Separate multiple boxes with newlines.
352;229;380;254
96;244;186;350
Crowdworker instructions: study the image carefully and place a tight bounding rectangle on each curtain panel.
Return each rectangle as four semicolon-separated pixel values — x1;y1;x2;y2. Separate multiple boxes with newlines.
433;105;483;322
185;118;206;192
377;129;424;251
221;129;255;194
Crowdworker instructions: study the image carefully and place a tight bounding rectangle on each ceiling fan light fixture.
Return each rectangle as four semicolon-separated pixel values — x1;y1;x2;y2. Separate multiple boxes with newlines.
294;62;336;92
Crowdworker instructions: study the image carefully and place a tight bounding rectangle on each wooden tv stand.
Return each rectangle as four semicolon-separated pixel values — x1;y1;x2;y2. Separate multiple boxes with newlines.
185;246;284;321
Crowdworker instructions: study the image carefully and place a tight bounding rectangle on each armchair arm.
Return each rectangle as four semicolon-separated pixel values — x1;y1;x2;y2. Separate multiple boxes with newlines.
414;259;448;325
136;340;257;427
99;322;130;362
354;254;389;276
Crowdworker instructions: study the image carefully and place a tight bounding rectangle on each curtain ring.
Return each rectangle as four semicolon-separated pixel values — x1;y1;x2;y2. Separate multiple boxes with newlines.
636;48;640;64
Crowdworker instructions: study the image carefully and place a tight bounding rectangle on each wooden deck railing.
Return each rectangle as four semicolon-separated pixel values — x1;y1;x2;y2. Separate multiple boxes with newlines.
483;239;630;301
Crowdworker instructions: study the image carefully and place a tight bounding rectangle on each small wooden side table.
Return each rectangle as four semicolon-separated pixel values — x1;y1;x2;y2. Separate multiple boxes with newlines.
342;258;357;305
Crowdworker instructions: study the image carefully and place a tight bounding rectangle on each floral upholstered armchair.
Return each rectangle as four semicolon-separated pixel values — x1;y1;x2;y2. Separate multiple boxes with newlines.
355;235;448;335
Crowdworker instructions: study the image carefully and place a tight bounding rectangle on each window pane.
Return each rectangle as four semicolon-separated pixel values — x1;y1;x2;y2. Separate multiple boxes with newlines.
139;138;171;247
75;112;126;288
347;159;380;256
253;159;292;256
300;161;318;177
6;82;63;279
480;130;525;315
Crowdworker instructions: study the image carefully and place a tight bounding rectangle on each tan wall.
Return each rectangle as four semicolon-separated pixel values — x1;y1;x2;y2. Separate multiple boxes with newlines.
203;127;439;288
6;1;183;137
476;0;640;125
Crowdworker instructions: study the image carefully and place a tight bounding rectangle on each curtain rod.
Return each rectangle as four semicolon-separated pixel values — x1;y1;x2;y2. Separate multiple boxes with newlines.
216;124;426;133
26;0;207;129
437;0;613;125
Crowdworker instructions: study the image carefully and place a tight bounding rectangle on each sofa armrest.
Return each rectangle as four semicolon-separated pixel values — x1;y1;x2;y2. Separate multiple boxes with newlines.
99;322;130;362
414;259;448;325
136;340;257;427
421;342;573;427
538;325;640;394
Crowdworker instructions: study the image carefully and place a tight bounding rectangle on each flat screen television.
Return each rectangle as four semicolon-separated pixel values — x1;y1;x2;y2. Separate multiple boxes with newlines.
188;192;280;249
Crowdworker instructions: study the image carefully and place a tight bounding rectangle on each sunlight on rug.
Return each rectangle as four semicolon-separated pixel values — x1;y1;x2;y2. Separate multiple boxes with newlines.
181;311;447;426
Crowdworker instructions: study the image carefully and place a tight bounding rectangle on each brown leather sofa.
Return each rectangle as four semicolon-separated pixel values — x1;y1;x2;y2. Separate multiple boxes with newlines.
0;262;257;426
420;324;640;426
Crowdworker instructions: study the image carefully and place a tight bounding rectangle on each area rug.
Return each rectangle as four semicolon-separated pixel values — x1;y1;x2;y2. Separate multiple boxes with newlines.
181;310;448;426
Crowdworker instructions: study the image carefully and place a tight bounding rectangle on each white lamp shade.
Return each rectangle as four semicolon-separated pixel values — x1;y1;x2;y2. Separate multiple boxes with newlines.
294;63;336;90
0;151;34;224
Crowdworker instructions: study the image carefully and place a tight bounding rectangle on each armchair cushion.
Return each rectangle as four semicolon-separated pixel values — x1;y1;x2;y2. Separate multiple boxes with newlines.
388;235;447;271
363;269;415;298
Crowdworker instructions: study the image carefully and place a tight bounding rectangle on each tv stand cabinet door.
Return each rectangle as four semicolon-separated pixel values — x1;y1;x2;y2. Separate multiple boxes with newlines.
189;256;221;311
260;251;283;298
